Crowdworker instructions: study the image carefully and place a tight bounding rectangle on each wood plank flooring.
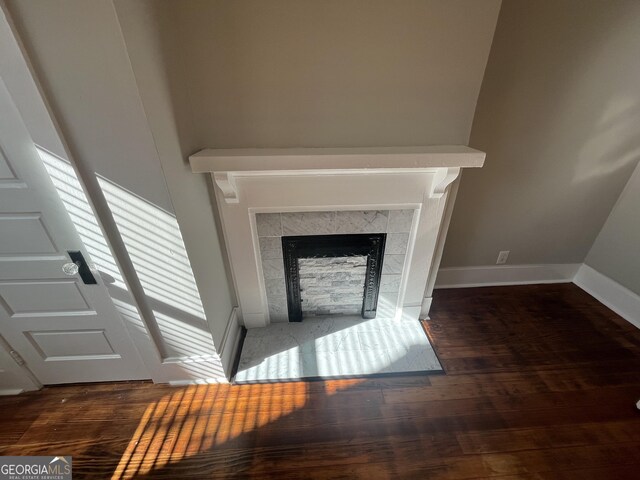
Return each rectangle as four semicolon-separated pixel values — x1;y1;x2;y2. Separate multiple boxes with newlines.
1;284;639;479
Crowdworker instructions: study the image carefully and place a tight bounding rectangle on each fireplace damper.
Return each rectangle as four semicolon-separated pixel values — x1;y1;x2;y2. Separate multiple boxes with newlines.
282;233;386;322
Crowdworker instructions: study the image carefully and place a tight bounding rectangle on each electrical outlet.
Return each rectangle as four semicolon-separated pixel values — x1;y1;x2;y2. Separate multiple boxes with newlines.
496;250;510;265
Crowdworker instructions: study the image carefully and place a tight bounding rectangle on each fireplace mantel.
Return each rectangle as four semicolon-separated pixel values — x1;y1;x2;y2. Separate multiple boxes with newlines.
191;146;484;204
189;146;485;328
191;145;484;171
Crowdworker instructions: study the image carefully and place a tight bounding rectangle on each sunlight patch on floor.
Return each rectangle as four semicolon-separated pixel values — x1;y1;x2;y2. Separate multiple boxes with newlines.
111;382;313;479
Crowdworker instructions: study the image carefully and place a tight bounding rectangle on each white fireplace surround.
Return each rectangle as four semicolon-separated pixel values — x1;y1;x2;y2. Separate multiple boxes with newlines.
190;146;485;329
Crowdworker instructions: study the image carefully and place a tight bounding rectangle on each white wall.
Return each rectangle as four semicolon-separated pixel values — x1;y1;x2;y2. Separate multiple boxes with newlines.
152;0;501;148
442;0;640;268
5;0;234;380
6;0;171;210
586;161;640;296
111;0;235;350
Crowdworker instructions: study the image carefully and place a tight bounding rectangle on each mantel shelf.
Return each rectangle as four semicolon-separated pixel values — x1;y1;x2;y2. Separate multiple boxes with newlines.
189;145;485;174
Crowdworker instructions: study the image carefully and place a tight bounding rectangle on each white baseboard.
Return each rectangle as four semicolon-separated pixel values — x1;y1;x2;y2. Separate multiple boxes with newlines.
574;264;640;330
0;389;25;396
167;308;241;385
435;263;581;289
218;307;242;377
420;297;433;317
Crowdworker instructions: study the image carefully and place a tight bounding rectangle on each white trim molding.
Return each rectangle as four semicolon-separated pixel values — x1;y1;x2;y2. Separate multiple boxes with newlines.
218;307;242;376
574;264;640;330
213;172;239;204
435;264;581;289
430;167;461;198
190;146;485;174
0;389;28;396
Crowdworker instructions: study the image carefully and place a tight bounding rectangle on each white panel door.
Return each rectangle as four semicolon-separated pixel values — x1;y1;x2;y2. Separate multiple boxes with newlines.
0;333;39;394
0;77;148;385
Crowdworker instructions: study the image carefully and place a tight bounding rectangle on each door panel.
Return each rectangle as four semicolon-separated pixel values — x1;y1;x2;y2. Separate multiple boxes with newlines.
0;147;25;187
0;214;58;254
0;77;148;385
0;280;92;314
25;329;118;360
0;334;39;394
0;150;16;178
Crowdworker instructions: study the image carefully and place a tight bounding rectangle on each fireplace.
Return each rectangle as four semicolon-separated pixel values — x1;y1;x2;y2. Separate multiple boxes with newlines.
282;233;386;322
189;146;485;333
256;209;412;324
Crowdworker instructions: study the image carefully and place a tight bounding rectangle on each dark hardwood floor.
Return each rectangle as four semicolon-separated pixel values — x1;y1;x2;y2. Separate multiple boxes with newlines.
1;284;639;479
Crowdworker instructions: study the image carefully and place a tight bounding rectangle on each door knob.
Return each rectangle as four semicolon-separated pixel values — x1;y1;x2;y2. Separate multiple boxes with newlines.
65;251;98;284
62;262;80;276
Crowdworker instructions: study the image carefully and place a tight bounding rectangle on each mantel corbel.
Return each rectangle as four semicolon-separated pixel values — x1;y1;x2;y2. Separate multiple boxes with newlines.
213;172;239;204
430;167;461;199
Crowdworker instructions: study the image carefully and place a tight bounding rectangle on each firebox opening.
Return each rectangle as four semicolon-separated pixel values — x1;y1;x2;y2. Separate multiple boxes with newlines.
282;233;386;322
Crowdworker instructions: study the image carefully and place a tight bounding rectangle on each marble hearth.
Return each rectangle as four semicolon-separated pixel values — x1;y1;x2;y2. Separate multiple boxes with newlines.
190;146;485;331
233;314;443;382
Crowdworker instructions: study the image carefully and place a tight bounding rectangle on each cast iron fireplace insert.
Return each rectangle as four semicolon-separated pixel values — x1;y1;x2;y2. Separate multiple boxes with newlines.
282;233;386;322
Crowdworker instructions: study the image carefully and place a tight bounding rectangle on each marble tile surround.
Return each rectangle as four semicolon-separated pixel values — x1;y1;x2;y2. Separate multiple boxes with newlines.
256;210;414;322
234;315;443;382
